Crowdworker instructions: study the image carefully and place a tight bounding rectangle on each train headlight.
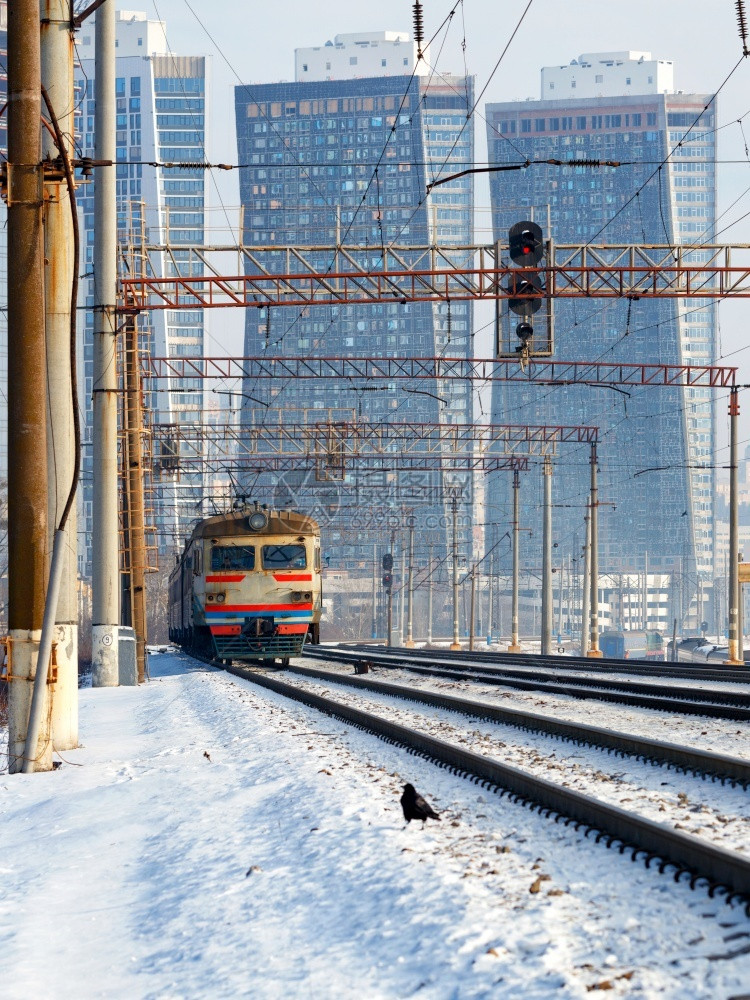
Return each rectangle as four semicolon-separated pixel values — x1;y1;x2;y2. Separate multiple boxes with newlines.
247;511;268;531
216;593;226;603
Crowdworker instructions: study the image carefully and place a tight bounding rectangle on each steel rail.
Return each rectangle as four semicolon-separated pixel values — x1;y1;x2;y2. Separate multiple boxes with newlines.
345;644;750;685
291;662;750;787
220;662;750;909
308;648;750;721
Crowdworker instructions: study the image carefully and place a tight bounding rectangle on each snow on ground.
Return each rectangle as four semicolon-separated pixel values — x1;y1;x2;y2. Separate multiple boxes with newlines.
1;651;750;999
315;659;750;761
277;666;750;853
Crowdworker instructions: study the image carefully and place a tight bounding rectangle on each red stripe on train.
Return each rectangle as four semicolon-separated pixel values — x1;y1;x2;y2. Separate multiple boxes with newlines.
272;573;313;582
206;574;245;583
211;604;313;612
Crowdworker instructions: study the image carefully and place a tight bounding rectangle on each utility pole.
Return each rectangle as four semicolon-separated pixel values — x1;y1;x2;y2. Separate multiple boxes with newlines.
42;0;77;751
643;550;649;631
727;388;742;664
426;544;433;645
92;0;120;686
371;544;377;639
387;529;395;647
7;1;51;772
508;469;521;652
405;520;415;647
399;547;406;646
123;315;148;682
486;552;493;645
587;443;602;657
469;567;476;651
541;455;553;654
581;515;590;654
450;497;461;650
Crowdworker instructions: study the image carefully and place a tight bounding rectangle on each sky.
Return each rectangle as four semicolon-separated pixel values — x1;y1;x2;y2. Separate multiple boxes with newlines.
125;0;750;451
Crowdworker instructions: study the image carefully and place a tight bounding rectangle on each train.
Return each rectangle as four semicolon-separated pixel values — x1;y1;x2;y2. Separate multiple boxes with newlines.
168;504;322;665
668;638;744;666
598;629;665;661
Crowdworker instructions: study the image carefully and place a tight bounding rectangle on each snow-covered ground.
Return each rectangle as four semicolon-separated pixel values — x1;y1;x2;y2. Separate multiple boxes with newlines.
1;651;750;999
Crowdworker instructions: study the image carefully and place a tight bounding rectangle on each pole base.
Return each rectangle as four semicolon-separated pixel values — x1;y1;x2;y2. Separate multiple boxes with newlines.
8;630;52;774
507;643;522;653
449;642;462;651
52;623;79;751
404;640;415;648
586;649;604;658
724;659;745;666
92;625;119;687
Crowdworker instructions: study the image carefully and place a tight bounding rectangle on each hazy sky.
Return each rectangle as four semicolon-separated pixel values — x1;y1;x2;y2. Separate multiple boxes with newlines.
131;1;750;448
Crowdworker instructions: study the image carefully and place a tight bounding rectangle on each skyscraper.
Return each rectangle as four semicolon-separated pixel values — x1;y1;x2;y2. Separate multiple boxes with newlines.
75;10;209;575
234;32;475;575
486;52;716;616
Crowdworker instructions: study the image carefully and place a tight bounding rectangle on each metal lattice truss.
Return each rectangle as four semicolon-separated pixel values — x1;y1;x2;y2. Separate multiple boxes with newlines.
143;355;735;387
152;453;528;479
152;420;598;470
119;242;750;309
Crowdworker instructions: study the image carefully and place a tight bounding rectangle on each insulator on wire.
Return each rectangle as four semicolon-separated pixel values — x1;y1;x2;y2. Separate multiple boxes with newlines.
413;1;424;58
737;0;750;55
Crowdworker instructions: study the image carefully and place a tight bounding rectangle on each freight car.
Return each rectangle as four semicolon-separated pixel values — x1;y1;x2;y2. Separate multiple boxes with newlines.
598;629;664;661
168;505;321;665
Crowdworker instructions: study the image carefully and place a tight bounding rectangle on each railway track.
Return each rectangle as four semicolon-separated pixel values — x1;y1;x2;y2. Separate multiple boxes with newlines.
291;662;750;787
344;643;750;684
212;657;750;913
305;647;750;721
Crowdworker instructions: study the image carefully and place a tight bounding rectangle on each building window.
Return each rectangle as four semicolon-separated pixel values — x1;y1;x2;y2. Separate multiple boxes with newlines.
403;57;408;65
302;63;308;72
549;82;555;90
571;80;576;88
595;74;603;83
382;59;387;67
326;62;331;70
350;56;358;65
626;77;631;85
137;37;142;47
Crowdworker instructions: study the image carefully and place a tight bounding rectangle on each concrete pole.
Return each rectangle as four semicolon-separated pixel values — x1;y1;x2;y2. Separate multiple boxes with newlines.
587;443;602;657
486;552;493;644
727;388;742;664
387;529;394;646
469;568;476;651
426;545;433;644
399;547;406;646
450;498;461;650
541;455;553;654
92;0;120;686
581;511;591;655
7;1;51;772
41;0;78;751
508;470;521;652
123;315;147;683
643;550;649;631
371;543;377;639
404;522;415;647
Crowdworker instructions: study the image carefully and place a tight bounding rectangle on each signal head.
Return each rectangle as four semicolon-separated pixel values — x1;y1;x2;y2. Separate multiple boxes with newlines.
509;220;544;267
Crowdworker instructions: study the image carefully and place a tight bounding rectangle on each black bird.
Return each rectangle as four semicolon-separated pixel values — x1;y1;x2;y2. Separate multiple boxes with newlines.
400;783;441;825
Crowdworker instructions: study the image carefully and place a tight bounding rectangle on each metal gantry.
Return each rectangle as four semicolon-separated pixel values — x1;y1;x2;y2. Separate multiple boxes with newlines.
119;241;750;310
142;355;736;388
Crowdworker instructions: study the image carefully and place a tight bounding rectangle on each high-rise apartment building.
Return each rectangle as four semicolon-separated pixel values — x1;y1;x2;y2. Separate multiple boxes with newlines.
234;32;475;574
75;10;209;575
486;52;716;614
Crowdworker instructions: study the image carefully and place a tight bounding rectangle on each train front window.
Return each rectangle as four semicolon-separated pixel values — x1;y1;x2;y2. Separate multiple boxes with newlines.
211;545;255;571
262;544;306;570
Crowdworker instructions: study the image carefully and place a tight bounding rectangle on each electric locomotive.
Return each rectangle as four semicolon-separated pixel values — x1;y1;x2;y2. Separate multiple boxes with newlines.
168;504;321;665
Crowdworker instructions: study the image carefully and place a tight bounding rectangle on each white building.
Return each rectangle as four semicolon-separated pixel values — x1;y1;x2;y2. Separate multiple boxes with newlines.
76;11;210;573
294;31;431;82
541;51;674;100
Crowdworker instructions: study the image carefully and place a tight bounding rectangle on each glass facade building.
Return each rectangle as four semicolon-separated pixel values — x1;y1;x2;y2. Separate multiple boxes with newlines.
76;13;208;576
234;52;474;574
486;55;716;616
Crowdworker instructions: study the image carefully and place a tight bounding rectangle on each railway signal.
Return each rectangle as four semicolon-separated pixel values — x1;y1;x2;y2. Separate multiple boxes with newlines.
507;221;545;356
